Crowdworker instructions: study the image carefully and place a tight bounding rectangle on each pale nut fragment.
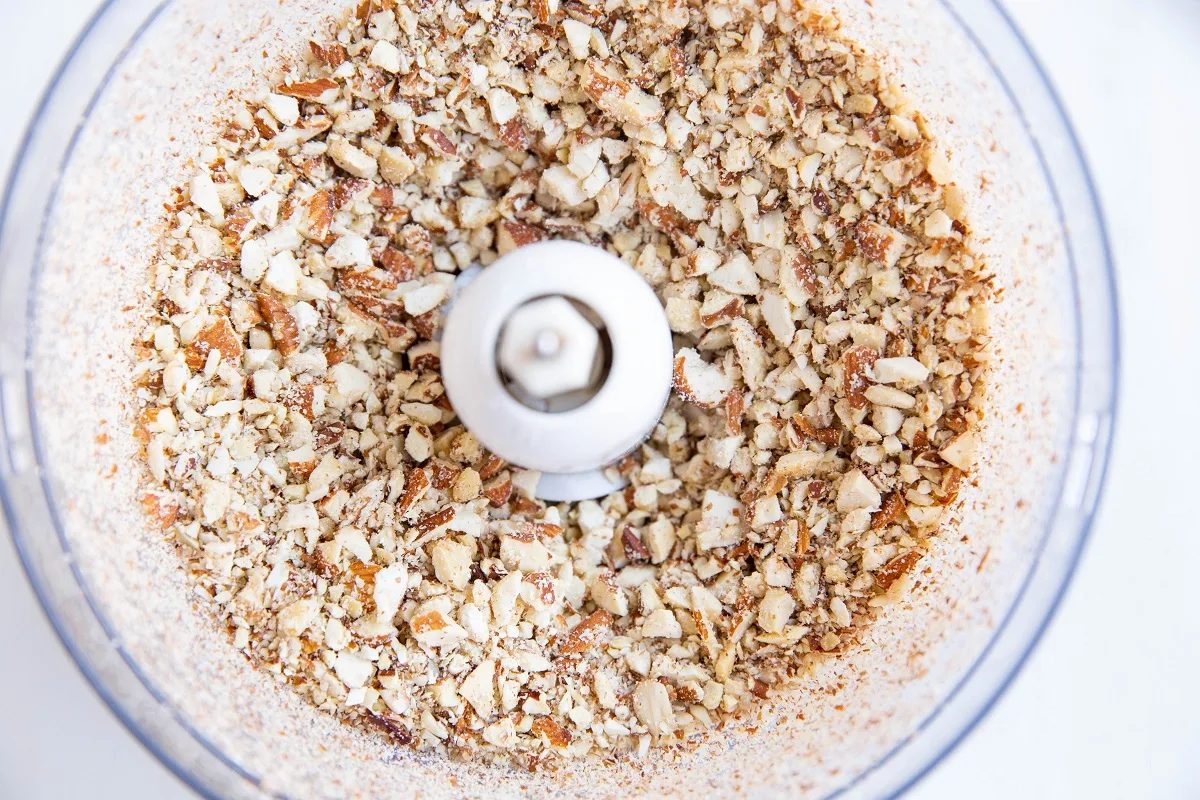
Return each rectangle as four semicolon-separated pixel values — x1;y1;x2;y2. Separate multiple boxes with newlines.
334;113;376;139
264;251;301;295
457;196;499;229
431;539;472;590
864;384;916;409
939;431;977;470
485;87;520;124
490;570;523;628
830;596;853;628
642;517;676;563
373;564;408;622
333;650;374;688
562;18;594;59
844;94;879;115
327;362;371;403
686;247;721;277
872;405;906;437
633;679;676;736
926;149;954;184
326;233;371;267
907;505;945;527
769;450;821;487
482;717;517;748
369;40;402;73
238;165;274;197
672;348;732;407
590;571;629;617
837;469;882;513
328;135;379;179
750;495;783;530
189;172;225;222
760;555;794;588
641;608;682;639
924;209;953;238
760;290;795;346
276;596;321;637
594;671;619;709
729;317;768;390
458;658;496;720
540;164;590;207
695;489;744;550
404;282;449;316
379;146;416;184
451;468;481;502
757;587;795;634
567;137;603;179
264;94;300;126
643;154;706;221
889;114;920;141
708;253;760;295
872;356;930;385
240;239;269;283
665;297;702;334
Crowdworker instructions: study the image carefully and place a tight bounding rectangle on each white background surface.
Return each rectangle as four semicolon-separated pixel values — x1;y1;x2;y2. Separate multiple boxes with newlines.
2;1;1198;797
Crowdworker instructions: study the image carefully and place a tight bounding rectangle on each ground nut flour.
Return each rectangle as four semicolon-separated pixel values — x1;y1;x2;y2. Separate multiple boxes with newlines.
133;0;989;769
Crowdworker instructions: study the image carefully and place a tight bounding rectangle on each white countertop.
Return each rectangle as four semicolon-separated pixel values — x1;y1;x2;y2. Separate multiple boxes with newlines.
2;1;1197;797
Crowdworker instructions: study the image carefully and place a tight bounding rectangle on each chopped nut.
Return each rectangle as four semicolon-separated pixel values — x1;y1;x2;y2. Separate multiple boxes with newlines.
139;0;988;767
633;680;675;736
329;135;378;179
871;492;906;529
256;294;299;356
939;431;977;470
278;77;339;102
531;716;573;748
873;356;930;385
559;610;613;655
431;539;471;589
458;658;496;720
409;605;467;648
673;348;732;407
837;469;882;513
757;587;795;634
641;608;682;639
582;60;664;126
184;318;242;370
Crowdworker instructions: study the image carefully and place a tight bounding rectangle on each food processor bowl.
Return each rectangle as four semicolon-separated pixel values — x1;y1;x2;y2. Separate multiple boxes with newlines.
0;0;1118;797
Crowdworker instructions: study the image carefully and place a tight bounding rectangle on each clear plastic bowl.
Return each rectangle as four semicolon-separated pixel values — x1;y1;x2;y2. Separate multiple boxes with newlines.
0;0;1118;797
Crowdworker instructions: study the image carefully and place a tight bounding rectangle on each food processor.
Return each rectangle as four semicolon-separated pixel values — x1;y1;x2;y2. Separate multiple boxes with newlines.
0;0;1118;797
